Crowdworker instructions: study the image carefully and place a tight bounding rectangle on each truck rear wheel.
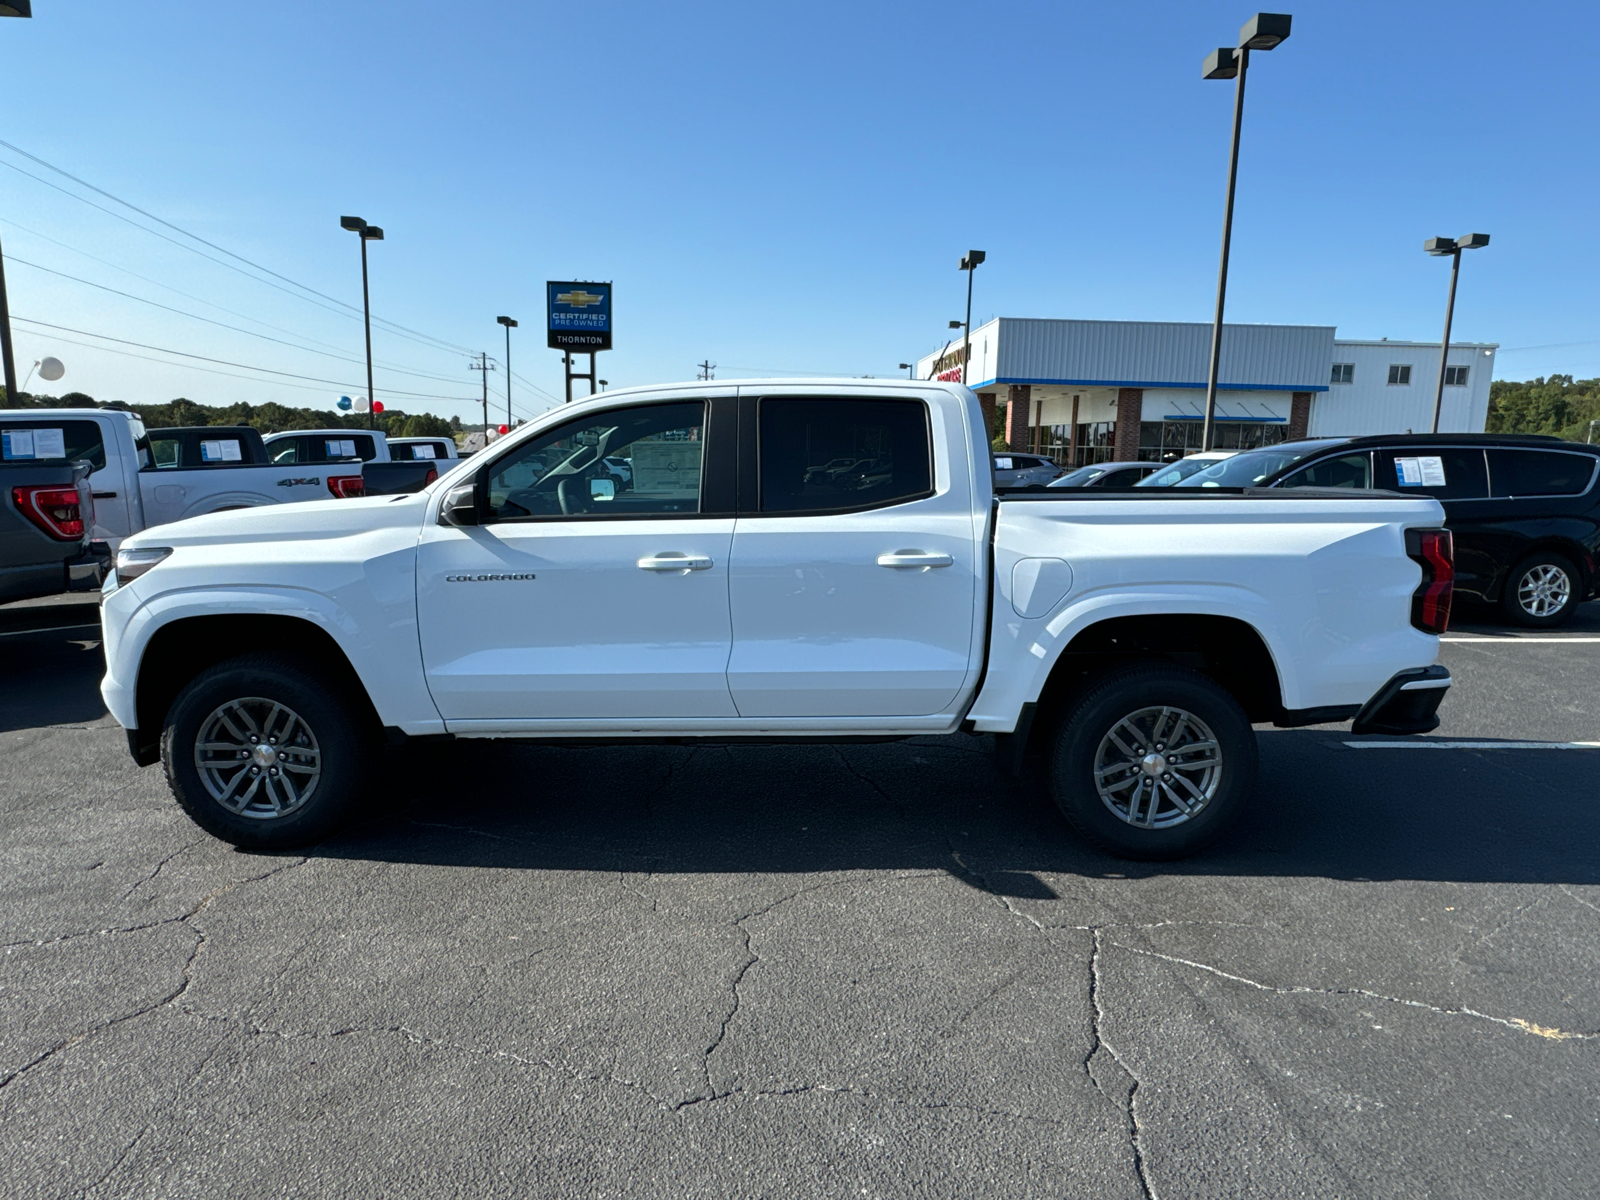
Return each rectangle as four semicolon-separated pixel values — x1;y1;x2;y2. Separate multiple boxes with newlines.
1049;663;1257;860
160;653;370;849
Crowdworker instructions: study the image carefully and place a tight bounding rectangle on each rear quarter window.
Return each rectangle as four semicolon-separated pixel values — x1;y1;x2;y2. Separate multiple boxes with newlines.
760;398;932;515
1488;449;1597;497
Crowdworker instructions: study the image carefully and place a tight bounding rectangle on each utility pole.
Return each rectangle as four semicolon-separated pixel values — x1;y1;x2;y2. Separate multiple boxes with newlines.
469;352;495;435
697;360;716;381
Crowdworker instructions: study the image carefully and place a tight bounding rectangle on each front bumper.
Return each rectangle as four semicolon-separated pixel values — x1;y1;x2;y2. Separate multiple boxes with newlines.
1351;664;1451;736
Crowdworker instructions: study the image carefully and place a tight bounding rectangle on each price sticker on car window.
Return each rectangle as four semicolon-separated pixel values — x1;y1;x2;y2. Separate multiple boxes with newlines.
995;457;1013;471
201;439;243;463
326;438;358;459
32;428;66;458
1395;456;1446;487
2;428;34;459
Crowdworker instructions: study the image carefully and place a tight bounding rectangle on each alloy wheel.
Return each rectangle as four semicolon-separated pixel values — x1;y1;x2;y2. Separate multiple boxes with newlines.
1093;705;1223;829
1517;564;1571;619
194;697;323;819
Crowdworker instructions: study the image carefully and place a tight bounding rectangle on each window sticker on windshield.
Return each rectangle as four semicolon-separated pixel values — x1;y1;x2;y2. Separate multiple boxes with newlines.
32;428;65;458
326;438;357;458
2;428;35;459
1395;456;1446;487
201;439;243;463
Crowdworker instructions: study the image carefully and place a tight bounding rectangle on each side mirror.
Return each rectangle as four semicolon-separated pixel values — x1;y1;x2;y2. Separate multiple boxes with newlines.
439;484;479;527
589;477;616;502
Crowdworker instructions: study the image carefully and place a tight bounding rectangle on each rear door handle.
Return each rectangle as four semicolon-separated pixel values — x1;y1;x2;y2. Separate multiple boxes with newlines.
638;552;713;572
877;550;954;568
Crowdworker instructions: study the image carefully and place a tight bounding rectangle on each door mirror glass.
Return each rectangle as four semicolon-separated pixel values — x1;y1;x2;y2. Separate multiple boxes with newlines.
439;484;479;527
589;477;616;502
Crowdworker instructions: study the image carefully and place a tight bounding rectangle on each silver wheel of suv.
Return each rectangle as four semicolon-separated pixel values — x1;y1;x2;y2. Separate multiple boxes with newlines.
1517;563;1572;619
1093;705;1222;829
194;697;323;819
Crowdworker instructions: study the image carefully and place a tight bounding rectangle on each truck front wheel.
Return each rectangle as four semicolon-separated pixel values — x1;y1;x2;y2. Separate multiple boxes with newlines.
1049;663;1257;861
160;653;371;849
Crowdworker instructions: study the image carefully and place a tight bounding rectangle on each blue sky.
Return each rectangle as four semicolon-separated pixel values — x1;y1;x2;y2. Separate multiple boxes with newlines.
0;0;1594;422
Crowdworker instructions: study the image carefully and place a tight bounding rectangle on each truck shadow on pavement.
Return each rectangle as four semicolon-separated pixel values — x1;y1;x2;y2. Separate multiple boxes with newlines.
332;729;1600;888
0;615;109;733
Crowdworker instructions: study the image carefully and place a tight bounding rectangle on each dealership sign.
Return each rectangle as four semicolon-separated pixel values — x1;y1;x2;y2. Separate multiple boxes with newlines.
547;281;613;351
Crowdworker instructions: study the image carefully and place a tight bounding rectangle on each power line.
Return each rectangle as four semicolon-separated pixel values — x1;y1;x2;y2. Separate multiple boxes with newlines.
6;255;484;387
1;215;472;379
12;316;481;402
0;143;475;359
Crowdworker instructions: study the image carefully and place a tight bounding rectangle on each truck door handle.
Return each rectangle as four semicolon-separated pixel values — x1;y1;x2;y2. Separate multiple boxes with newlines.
877;550;954;568
638;552;714;572
91;491;118;499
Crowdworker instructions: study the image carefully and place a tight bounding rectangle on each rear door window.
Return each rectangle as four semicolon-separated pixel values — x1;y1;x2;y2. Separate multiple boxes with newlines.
1277;452;1373;489
269;438;300;464
1487;449;1597;497
0;419;107;472
1375;448;1488;499
759;398;932;515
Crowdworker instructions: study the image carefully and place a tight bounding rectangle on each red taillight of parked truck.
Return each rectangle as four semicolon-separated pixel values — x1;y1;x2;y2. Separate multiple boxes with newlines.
1405;528;1454;634
327;475;365;499
12;484;88;541
423;466;438;486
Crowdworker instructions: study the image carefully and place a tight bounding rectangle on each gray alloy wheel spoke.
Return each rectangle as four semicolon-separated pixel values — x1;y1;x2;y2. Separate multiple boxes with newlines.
1093;704;1224;830
195;697;322;821
1519;566;1570;617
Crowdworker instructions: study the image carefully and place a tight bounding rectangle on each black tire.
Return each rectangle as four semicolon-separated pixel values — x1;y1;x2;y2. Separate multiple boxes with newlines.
160;653;371;849
1049;663;1257;861
1499;552;1580;628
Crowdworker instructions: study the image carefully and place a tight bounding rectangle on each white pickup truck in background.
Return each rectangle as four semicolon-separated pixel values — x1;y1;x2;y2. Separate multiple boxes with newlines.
99;380;1457;860
0;409;370;550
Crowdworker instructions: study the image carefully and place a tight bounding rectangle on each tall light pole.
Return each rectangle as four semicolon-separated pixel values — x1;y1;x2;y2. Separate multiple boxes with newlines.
497;316;517;428
899;362;914;379
1425;233;1489;434
1199;13;1292;451
340;216;383;430
0;3;32;403
959;250;985;385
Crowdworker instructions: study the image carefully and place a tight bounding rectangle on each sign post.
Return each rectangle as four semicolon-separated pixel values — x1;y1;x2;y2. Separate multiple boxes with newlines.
547;281;612;402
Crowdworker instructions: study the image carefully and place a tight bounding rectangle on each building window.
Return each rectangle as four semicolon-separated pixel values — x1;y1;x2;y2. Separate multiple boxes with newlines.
1387;364;1412;386
1444;365;1470;387
1331;363;1354;385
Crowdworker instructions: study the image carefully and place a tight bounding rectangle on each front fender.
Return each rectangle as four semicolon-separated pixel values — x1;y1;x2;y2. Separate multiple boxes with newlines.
99;582;445;736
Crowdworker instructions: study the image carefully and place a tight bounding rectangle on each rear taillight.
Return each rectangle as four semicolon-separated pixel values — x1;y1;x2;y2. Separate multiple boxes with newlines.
12;484;87;541
423;466;438;486
1405;528;1454;634
328;475;365;498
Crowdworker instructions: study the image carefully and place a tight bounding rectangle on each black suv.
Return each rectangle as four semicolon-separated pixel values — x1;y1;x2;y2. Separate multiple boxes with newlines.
1169;433;1600;627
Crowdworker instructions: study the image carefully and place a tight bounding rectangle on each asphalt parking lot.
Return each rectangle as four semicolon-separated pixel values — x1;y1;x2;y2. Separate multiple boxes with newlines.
3;594;1598;1199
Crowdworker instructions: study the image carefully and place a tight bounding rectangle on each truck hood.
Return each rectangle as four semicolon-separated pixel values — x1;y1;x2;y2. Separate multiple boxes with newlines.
122;493;432;551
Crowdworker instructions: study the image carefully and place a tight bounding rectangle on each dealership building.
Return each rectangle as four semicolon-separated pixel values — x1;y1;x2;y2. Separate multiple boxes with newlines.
914;318;1497;465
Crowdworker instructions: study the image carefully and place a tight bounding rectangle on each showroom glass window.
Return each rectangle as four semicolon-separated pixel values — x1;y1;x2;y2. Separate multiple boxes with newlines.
757;398;932;514
486;401;705;520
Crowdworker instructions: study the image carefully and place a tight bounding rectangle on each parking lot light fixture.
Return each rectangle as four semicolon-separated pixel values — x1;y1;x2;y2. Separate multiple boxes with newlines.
497;316;518;428
341;216;382;429
1199;14;1292;453
0;2;34;403
1428;232;1490;434
959;250;986;385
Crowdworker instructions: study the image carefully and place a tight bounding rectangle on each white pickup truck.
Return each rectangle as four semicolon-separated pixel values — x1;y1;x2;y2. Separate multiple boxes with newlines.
99;380;1456;859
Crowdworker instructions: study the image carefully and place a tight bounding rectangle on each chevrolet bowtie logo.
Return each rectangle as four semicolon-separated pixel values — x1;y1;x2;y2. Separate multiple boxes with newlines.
556;289;604;308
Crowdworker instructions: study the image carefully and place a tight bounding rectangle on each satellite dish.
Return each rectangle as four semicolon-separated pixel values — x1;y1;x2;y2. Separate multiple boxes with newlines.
38;356;64;382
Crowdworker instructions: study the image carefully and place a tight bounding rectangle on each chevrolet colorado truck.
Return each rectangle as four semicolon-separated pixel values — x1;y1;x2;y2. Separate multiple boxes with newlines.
99;381;1456;859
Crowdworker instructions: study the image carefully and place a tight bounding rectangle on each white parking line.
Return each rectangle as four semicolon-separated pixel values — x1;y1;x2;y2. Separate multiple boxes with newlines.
1345;740;1600;750
1441;636;1600;643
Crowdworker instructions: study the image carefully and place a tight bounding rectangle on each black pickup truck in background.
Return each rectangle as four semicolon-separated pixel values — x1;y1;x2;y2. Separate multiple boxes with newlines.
1;460;108;604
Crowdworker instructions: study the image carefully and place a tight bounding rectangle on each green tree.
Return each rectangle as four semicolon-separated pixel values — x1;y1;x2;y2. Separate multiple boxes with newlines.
1488;376;1600;442
401;413;453;438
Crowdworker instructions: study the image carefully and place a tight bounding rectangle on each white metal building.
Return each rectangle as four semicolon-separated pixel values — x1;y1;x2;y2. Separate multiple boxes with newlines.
914;317;1497;465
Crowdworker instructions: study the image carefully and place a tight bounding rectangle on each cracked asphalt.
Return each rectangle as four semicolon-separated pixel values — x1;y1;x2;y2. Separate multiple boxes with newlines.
3;594;1599;1199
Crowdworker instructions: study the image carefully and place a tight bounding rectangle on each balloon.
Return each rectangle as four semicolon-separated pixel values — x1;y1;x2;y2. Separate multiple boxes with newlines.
353;395;370;413
38;357;64;382
373;402;384;414
337;395;353;411
497;424;509;435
